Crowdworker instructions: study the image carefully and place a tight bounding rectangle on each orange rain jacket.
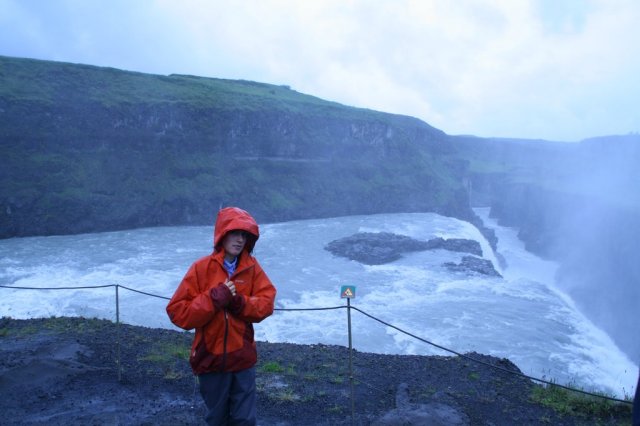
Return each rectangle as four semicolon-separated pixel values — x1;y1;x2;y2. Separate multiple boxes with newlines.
166;207;276;374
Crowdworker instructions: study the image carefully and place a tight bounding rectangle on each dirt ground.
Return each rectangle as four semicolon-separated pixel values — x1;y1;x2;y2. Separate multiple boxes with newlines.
0;317;632;425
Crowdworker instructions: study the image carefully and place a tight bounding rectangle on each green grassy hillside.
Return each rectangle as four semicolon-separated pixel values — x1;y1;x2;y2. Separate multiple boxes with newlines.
0;55;469;238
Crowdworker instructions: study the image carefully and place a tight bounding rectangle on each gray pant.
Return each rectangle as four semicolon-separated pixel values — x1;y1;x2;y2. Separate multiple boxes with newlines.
199;367;257;426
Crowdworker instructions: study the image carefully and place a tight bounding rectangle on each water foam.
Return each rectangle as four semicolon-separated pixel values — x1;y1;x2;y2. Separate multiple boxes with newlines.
0;212;636;397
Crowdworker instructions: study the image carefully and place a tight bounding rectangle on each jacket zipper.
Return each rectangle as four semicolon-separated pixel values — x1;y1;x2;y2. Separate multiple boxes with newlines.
220;263;251;371
222;310;228;371
221;268;234;371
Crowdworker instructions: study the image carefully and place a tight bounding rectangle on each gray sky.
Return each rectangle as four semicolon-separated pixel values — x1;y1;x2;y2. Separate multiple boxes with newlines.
1;0;638;141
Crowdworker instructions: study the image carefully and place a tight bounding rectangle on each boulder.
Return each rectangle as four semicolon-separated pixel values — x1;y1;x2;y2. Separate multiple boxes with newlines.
373;383;470;425
325;232;484;265
424;237;483;256
443;255;502;277
325;232;430;265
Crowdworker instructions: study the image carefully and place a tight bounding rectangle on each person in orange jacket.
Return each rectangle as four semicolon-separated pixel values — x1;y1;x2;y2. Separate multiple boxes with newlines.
166;207;276;425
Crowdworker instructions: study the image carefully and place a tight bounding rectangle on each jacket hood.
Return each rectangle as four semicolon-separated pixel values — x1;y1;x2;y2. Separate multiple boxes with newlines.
213;207;259;253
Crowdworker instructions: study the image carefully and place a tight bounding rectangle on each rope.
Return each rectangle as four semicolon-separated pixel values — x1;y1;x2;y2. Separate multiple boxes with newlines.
350;306;633;405
0;284;115;290
275;306;345;312
117;284;170;300
0;283;633;405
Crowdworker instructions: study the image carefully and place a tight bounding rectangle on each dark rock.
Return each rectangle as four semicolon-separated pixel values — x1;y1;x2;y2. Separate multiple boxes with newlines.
424;237;483;256
443;255;502;277
325;232;430;265
325;232;485;265
372;383;470;425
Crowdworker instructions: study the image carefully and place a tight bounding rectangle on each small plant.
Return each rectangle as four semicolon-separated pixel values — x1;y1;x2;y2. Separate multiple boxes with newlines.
530;383;632;420
270;389;300;403
327;404;343;414
285;364;297;376
163;369;183;380
259;361;285;373
330;375;344;384
303;373;319;381
420;387;437;398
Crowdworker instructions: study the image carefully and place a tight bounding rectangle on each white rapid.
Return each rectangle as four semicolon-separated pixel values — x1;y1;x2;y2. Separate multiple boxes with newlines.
0;209;636;398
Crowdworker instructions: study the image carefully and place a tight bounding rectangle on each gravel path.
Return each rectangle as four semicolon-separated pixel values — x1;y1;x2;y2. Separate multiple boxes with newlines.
0;317;630;425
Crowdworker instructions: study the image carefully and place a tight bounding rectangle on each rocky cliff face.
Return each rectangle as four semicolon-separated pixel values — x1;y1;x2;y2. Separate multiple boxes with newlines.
0;56;472;239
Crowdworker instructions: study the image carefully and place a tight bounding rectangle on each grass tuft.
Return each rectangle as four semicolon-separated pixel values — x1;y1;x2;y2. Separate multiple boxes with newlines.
139;341;190;363
530;383;632;420
259;361;286;373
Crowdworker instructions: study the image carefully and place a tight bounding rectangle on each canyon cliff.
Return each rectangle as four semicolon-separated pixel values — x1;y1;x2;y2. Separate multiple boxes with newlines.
1;55;470;238
453;134;640;363
1;55;638;363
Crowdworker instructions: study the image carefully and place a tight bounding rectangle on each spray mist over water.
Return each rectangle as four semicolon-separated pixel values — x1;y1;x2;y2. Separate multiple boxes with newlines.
545;136;640;364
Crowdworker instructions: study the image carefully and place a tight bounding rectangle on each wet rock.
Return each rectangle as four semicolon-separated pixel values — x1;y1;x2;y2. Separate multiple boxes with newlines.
0;317;625;425
325;232;430;264
372;383;470;425
427;237;482;256
325;232;483;265
443;255;502;277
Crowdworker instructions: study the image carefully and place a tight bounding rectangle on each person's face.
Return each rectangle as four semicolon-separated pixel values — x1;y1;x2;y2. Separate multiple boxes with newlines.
222;230;248;260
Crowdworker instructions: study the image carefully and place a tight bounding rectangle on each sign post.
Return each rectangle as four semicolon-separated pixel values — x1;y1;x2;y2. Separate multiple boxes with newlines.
115;284;122;382
340;285;356;423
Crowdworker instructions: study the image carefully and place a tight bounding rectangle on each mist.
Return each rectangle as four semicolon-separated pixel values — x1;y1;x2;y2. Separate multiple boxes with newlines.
478;134;640;363
554;135;640;362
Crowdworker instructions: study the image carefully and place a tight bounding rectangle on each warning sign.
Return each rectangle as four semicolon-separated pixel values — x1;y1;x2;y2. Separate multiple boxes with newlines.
340;285;356;299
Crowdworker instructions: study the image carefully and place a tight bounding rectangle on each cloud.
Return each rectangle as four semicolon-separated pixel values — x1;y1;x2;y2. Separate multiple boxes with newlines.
0;0;638;141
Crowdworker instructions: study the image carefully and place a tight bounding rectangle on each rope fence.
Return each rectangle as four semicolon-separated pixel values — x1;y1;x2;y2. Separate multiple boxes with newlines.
0;283;633;407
